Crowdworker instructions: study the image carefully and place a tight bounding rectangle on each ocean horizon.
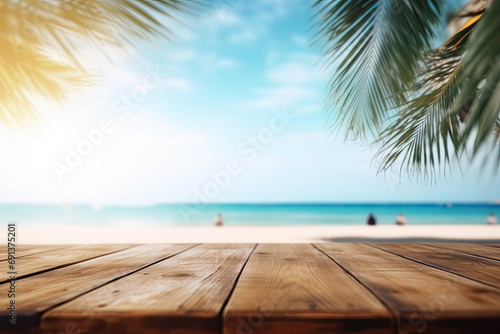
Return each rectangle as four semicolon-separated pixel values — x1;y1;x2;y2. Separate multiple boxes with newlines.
2;202;499;227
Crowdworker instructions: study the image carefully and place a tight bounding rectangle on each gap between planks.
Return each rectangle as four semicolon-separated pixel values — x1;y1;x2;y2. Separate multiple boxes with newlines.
315;243;500;334
313;244;400;334
41;244;256;334
224;243;392;334
0;244;134;283
422;243;500;262
0;245;74;262
367;243;500;290
0;244;198;333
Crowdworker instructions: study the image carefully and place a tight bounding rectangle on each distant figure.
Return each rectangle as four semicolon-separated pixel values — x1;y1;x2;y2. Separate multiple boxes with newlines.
396;213;406;226
367;213;376;226
487;213;497;225
214;213;224;227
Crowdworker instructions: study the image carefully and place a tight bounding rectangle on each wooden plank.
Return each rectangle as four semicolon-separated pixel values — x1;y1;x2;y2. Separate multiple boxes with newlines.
0;244;194;333
42;244;255;334
423;243;500;261
0;244;133;282
316;243;500;334
224;244;392;334
371;243;500;288
0;245;71;261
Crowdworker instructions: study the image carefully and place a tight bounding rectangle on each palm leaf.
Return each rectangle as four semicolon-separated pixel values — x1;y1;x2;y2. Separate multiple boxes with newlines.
495;118;500;143
0;0;200;127
375;7;484;178
0;39;87;126
451;0;500;157
314;0;443;140
375;57;462;179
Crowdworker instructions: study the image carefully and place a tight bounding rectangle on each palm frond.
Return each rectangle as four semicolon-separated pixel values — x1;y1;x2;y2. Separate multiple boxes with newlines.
442;6;483;51
0;0;200;127
375;47;464;180
0;38;87;126
314;0;443;140
451;0;500;157
495;118;500;143
446;0;488;33
375;5;485;178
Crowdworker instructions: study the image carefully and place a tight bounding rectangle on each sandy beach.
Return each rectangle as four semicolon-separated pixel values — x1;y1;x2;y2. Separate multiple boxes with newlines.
19;224;500;244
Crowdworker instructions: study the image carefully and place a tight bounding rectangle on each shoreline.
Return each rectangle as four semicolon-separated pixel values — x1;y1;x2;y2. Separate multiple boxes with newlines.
20;224;500;244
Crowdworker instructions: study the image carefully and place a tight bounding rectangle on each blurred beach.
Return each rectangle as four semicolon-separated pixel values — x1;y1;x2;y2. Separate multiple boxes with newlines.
17;225;500;244
2;203;499;226
4;203;498;244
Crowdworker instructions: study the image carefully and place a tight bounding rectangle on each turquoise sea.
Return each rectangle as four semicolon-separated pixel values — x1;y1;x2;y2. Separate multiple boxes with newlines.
0;203;498;226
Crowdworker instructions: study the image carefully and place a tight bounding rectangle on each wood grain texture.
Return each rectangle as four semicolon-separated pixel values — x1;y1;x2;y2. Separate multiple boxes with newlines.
0;244;133;282
0;244;194;333
423;243;500;261
41;244;255;334
224;244;392;334
3;243;500;334
316;243;500;334
0;245;71;261
371;243;500;288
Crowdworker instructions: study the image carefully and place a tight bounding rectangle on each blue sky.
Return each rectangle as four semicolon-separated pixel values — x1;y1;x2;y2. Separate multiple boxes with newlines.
0;0;498;205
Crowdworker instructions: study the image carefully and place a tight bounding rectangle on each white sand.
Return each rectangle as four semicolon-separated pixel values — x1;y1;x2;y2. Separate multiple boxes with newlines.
19;225;500;244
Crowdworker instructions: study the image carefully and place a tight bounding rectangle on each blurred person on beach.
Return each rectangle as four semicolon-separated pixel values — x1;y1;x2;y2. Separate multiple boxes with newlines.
487;213;497;225
396;213;406;226
214;213;224;227
366;213;376;226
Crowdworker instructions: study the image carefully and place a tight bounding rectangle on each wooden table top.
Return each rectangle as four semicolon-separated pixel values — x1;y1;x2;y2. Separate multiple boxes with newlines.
1;243;500;334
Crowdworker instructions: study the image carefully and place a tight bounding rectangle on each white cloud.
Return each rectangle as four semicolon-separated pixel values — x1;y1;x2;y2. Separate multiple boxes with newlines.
280;130;328;144
199;52;237;73
243;86;319;109
227;20;268;44
199;1;283;45
184;9;245;45
229;28;259;43
202;9;243;34
161;77;192;91
291;34;309;47
240;51;326;111
212;10;242;26
252;0;290;23
289;52;321;64
298;104;322;114
175;26;200;42
267;61;323;85
166;49;197;62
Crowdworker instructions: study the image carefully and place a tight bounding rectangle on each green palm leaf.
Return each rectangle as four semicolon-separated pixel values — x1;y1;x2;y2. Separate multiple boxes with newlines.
314;0;443;140
451;0;500;157
375;8;484;179
0;0;200;127
495;118;500;143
